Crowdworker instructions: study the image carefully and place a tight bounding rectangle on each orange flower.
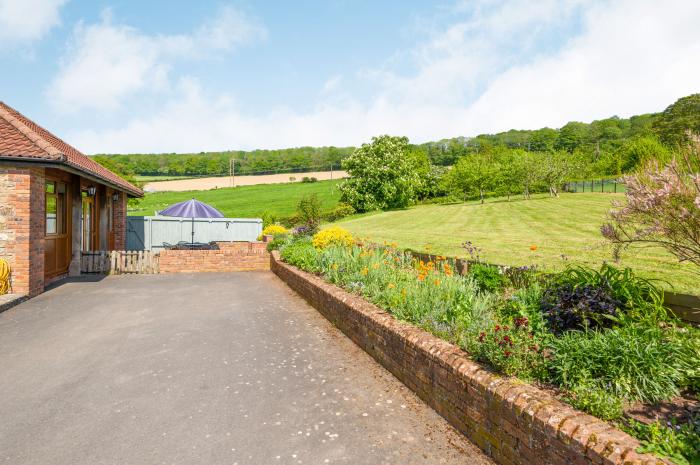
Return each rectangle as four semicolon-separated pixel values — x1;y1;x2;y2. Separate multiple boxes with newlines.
433;279;441;286
417;274;426;282
530;245;538;251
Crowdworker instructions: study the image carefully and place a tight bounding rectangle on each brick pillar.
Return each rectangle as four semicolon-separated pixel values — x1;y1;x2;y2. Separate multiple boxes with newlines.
113;192;127;250
0;166;45;296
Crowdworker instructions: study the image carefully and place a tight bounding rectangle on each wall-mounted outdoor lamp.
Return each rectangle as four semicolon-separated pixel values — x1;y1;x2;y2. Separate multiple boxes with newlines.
87;186;97;196
112;192;120;202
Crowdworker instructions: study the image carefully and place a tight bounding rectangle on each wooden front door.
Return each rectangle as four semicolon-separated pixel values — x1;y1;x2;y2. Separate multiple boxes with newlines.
44;179;71;278
81;193;97;252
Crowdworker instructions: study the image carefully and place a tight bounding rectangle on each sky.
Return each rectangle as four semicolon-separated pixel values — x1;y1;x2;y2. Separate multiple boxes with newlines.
1;0;699;154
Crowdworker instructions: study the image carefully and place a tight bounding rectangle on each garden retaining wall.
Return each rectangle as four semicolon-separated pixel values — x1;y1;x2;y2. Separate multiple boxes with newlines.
160;242;269;273
270;252;668;465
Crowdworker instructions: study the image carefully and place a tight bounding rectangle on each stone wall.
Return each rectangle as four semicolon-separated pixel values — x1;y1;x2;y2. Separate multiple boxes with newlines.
270;252;668;465
159;242;269;273
0;166;45;296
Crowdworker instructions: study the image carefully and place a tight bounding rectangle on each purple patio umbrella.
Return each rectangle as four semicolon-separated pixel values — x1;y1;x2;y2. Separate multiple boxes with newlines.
158;198;224;244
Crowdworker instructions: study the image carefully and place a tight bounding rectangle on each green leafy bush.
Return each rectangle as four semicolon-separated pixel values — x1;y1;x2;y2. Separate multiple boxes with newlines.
623;419;700;465
469;318;546;380
564;382;624;420
542;264;669;333
279;237;319;272
548;325;693;403
469;263;508;293
296;194;323;234
323;203;355;222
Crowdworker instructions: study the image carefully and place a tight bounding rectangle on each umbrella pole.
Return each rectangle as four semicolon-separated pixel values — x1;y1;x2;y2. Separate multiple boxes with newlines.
191;217;195;245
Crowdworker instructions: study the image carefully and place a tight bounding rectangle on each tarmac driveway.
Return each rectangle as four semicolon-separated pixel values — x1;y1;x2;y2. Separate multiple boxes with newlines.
0;272;492;465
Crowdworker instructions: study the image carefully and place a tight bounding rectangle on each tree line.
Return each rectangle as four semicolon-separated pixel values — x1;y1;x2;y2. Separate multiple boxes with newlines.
338;94;700;212
95;93;699;185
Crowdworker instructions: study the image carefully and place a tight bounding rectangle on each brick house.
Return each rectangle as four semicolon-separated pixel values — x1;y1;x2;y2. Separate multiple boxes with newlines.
0;102;142;297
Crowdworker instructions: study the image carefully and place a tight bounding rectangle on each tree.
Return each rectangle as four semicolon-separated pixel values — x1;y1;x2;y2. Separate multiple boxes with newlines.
519;152;542;200
539;151;580;197
602;133;700;268
614;135;670;173
339;135;422;212
528;128;558;152
444;152;498;203
556;122;589;153
493;149;525;201
653;94;700;146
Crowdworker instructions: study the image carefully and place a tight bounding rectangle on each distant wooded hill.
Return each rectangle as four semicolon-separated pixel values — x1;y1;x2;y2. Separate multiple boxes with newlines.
93;93;699;180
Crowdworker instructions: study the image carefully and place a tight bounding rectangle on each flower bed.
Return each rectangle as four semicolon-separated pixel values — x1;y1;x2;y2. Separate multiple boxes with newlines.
274;233;699;465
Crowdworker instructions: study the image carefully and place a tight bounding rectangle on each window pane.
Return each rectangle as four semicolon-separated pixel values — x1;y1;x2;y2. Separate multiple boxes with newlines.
46;181;55;194
46;195;57;234
57;193;66;234
56;182;66;194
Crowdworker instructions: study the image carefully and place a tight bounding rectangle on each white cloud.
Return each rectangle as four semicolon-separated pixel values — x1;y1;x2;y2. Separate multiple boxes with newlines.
48;6;265;112
0;0;67;43
69;0;700;153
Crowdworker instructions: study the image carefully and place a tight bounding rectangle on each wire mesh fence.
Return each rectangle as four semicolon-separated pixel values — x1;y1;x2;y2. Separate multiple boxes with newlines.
563;178;626;194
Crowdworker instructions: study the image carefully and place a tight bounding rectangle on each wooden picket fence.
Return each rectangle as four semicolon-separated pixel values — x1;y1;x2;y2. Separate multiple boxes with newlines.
81;250;160;275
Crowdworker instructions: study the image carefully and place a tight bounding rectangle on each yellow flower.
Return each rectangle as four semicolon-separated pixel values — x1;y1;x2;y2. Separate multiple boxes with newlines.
388;283;396;289
332;263;339;270
257;224;288;241
371;263;380;270
401;288;407;296
361;267;369;276
312;226;354;249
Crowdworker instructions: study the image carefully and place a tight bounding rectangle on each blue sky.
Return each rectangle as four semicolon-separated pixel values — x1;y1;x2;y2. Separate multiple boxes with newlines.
1;0;699;153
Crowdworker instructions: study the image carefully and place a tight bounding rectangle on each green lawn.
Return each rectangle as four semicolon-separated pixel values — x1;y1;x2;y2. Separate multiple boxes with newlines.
129;179;342;218
338;193;699;294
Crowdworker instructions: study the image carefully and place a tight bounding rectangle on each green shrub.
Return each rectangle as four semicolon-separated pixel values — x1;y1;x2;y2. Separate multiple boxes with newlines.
261;211;278;228
544;264;669;327
323;203;355;222
266;234;287;252
622;419;700;465
547;325;693;403
296;194;323;234
469;318;547;380
469;263;508;293
564;382;624;420
499;284;548;336
279;237;320;272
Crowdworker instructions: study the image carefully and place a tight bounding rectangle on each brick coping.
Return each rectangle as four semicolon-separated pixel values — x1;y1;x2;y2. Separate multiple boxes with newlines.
270;252;669;465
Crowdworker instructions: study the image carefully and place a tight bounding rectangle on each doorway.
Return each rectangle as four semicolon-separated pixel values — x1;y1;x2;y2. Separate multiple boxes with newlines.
81;192;97;252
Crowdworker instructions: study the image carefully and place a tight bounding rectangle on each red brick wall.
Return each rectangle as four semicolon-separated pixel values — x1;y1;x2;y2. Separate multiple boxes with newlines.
159;242;269;273
271;253;668;465
0;166;45;296
114;193;127;250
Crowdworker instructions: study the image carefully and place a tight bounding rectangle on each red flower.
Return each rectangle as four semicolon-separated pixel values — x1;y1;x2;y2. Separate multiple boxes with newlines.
504;350;512;357
494;325;501;332
478;332;486;342
515;317;529;328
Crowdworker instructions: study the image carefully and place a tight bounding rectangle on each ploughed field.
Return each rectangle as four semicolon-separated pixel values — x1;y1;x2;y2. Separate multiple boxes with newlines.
142;170;348;192
338;193;699;294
